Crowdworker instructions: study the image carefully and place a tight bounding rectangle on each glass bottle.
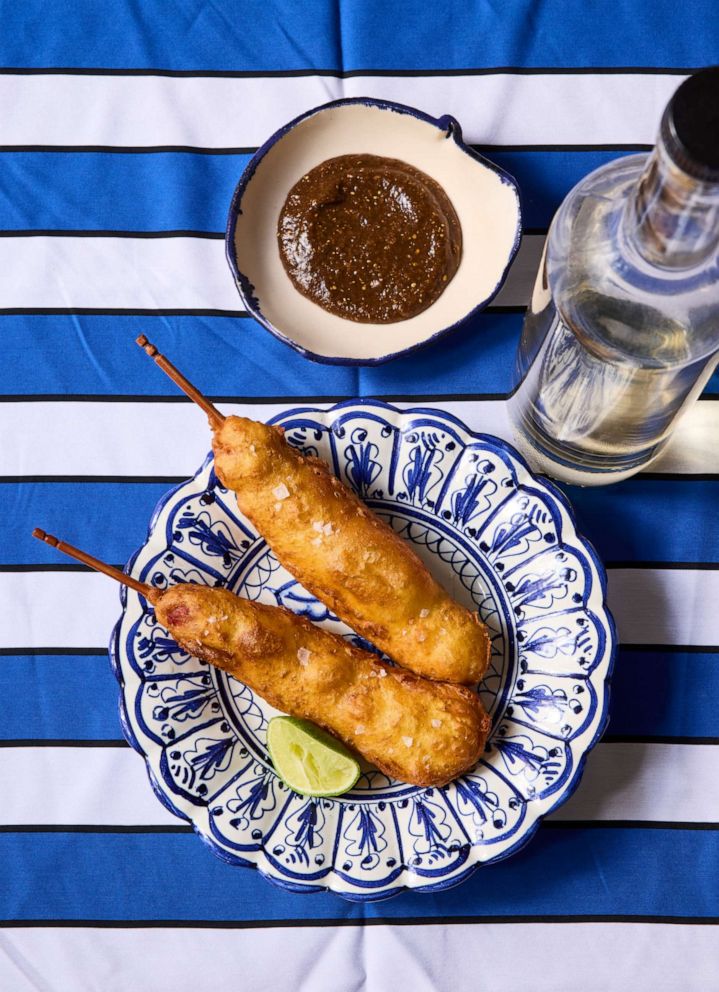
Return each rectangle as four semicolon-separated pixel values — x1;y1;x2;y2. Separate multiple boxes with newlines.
510;66;719;485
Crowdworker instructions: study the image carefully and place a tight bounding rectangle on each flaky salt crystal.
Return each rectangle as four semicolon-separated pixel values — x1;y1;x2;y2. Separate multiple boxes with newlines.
323;522;333;536
417;632;427;643
272;483;290;500
378;669;387;678
312;536;322;546
402;736;414;747
355;725;365;735
297;647;311;666
431;719;442;729
419;609;429;619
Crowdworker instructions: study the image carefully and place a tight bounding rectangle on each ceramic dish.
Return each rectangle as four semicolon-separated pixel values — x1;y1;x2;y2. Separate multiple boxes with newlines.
111;401;615;900
226;99;522;364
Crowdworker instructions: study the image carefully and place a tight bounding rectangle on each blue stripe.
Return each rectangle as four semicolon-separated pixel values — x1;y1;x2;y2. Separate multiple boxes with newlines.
492;151;641;228
2;647;714;741
0;656;121;740
6;482;174;566
0;314;521;397
0;153;251;232
1;1;717;71
0;829;717;918
2;315;717;399
0;151;637;232
610;649;719;739
7;481;719;568
565;480;719;563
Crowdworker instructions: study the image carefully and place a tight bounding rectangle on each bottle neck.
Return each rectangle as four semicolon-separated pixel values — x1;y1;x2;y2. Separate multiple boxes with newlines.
623;138;719;269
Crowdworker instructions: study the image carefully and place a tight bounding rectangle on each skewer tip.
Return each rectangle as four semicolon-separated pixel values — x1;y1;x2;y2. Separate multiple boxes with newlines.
135;334;157;356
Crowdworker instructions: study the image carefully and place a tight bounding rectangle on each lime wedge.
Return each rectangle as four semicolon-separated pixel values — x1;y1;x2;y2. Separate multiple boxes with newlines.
267;717;361;798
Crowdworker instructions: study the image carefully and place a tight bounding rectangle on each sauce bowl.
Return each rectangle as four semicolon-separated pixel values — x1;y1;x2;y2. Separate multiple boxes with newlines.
226;97;522;365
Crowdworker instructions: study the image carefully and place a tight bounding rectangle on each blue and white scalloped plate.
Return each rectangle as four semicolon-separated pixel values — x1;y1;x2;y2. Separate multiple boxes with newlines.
111;400;615;901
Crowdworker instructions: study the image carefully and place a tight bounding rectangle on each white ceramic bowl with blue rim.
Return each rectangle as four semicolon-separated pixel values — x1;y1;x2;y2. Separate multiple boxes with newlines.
111;401;615;901
226;98;522;365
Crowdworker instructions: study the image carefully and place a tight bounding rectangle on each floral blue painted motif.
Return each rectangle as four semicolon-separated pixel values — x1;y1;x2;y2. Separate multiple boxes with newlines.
402;431;445;503
175;511;247;566
225;766;277;831
451;468;498;526
149;674;217;724
408;794;453;861
454;775;507;831
343;805;388;870
282;799;328;866
136;620;193;671
343;427;382;495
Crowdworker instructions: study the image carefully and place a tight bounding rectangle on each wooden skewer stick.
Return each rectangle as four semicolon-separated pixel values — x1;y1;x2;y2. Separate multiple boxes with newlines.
135;334;224;427
32;528;153;597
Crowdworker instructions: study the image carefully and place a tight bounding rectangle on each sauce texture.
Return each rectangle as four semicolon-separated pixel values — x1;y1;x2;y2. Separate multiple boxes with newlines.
277;154;462;323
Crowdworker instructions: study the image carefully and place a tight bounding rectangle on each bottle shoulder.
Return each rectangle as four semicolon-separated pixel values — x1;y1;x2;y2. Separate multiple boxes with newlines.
543;157;719;365
554;153;648;215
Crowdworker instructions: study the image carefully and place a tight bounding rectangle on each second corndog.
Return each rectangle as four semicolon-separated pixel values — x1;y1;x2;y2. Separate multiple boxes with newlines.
33;530;490;788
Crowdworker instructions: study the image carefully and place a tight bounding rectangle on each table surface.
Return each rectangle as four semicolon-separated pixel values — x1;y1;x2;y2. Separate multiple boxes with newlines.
1;2;719;990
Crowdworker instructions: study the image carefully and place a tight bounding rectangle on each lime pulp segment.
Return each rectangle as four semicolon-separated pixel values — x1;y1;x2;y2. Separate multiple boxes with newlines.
267;717;361;797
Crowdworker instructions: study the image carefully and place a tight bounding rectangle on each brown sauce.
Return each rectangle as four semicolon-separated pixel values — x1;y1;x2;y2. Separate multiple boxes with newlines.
277;154;462;323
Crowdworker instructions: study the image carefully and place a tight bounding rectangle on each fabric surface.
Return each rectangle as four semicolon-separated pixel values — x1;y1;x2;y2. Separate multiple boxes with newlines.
1;2;718;989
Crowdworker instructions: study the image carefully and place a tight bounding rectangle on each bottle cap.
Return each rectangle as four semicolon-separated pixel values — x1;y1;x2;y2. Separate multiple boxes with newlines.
662;66;719;183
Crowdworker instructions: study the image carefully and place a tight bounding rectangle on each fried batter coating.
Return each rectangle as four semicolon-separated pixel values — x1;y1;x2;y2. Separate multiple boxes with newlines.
152;584;490;788
212;416;491;684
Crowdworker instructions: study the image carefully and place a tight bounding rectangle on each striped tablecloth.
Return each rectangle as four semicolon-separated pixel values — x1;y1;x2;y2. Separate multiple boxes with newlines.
2;3;718;989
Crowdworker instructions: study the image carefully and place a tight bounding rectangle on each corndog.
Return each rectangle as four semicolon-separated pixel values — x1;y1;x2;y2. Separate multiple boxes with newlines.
137;337;491;685
33;530;489;787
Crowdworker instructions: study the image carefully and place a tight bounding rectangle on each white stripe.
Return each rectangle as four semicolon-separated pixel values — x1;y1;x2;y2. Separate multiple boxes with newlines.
0;571;121;650
0;923;717;992
0;565;713;650
0;234;539;311
0;743;716;826
0;747;178;826
1;398;716;478
0;73;681;146
491;231;544;308
653;400;719;476
0;401;326;478
550;743;719;823
606;569;718;646
0;236;243;312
